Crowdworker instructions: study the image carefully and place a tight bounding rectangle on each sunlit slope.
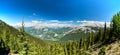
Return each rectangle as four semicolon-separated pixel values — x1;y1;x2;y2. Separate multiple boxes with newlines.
0;20;45;46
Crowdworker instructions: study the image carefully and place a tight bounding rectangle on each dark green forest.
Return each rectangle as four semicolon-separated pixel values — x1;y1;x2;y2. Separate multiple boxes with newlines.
0;12;120;55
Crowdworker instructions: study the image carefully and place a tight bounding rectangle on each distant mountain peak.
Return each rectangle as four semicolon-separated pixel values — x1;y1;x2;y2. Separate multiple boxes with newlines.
79;21;110;28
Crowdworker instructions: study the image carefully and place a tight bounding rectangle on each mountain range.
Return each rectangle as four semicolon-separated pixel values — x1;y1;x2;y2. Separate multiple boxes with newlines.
13;21;110;41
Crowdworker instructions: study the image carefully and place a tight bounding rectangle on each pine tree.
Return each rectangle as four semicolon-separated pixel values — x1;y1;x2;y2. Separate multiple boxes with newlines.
69;42;72;55
103;22;109;42
64;44;68;55
22;17;25;32
111;12;120;38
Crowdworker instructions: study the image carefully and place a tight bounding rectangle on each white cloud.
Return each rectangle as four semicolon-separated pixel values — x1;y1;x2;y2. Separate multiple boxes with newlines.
77;20;81;23
68;21;73;22
49;20;60;23
33;13;36;16
11;20;110;29
77;20;99;23
32;20;39;23
12;20;75;29
78;20;110;27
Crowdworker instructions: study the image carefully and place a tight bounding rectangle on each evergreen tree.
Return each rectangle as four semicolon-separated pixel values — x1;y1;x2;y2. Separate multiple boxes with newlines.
111;12;120;38
64;44;68;55
22;17;25;32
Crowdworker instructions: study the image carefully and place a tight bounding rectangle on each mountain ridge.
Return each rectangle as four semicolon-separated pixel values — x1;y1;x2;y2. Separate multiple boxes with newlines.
0;19;45;46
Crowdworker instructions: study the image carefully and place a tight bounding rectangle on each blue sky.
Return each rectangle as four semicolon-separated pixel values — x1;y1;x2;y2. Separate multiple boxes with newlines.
0;0;120;25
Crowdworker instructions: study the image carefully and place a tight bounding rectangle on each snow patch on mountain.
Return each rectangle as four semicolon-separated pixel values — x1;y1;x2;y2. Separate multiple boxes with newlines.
79;20;110;27
63;21;110;36
12;20;111;41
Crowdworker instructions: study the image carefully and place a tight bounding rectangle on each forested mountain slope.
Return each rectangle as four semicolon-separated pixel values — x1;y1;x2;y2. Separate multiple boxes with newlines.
0;20;45;55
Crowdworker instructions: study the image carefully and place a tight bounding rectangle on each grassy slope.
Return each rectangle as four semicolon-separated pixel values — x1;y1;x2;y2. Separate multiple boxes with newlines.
90;40;120;55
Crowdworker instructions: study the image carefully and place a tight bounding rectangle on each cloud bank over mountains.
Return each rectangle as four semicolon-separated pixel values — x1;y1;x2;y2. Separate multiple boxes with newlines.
11;20;74;29
11;20;110;29
78;20;110;27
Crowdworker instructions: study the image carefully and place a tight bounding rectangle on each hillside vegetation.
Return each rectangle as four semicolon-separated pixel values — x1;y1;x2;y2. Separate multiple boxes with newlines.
0;12;120;55
0;20;45;55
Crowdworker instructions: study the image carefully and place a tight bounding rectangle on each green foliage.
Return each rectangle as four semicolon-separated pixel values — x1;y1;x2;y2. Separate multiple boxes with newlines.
111;12;120;37
98;46;106;55
0;20;45;55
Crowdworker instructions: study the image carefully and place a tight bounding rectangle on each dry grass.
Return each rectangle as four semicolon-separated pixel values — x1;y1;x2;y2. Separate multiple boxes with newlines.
87;40;120;55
